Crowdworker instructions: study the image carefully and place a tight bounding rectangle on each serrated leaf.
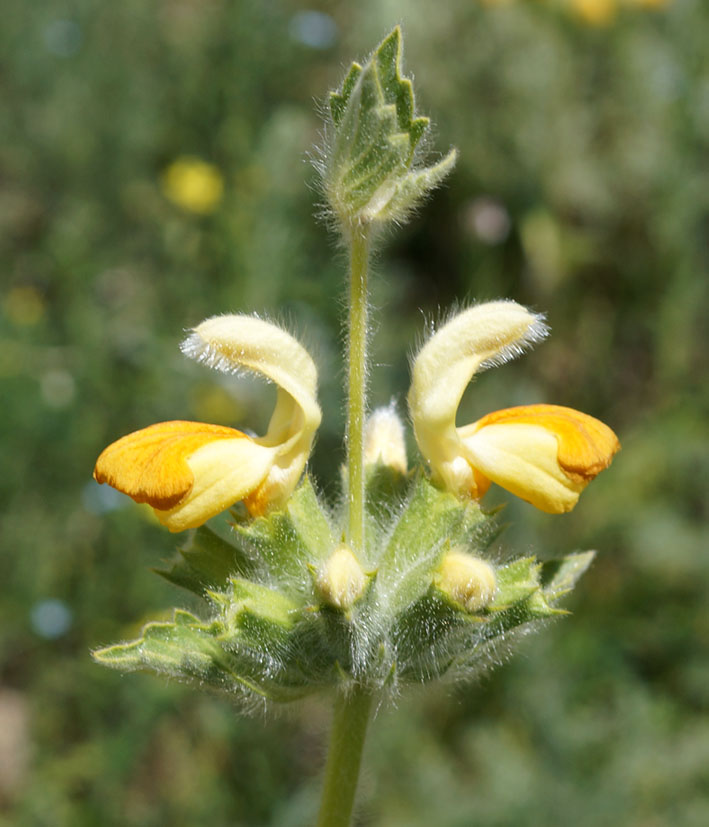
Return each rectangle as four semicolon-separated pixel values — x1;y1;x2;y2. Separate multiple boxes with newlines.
93;610;311;702
214;577;302;651
93;613;243;690
371;149;458;223
541;551;596;600
364;462;411;551
525;588;568;618
173;609;204;626
470;556;584;643
233;476;334;584
155;523;255;597
330;63;363;126
490;557;542;610
324;26;455;227
392;592;467;665
372;475;490;620
373;29;428;151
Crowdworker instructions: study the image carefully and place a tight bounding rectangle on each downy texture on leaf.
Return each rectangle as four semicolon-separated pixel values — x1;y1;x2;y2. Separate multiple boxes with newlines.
94;473;595;709
322;26;457;229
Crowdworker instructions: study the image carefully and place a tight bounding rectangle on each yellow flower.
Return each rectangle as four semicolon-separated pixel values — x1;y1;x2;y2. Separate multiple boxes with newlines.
570;0;618;26
408;301;619;513
161;157;224;214
3;286;46;327
94;315;321;532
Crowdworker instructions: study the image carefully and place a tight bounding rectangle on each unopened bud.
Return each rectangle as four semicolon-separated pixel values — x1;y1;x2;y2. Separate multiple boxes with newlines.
434;550;496;612
323;27;456;229
316;545;368;611
364;406;407;474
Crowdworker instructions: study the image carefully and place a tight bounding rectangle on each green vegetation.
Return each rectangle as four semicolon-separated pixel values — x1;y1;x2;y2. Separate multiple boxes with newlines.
1;1;707;824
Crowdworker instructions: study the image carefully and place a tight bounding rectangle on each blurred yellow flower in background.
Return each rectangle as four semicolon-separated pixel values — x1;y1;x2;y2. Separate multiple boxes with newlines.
161;156;224;214
568;0;672;25
571;0;618;26
3;286;46;327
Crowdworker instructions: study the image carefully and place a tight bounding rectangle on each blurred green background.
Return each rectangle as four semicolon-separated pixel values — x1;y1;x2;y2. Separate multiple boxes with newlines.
2;0;708;824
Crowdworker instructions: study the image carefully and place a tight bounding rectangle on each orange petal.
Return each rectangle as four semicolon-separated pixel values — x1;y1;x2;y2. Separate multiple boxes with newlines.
93;421;250;510
472;404;619;483
471;467;492;500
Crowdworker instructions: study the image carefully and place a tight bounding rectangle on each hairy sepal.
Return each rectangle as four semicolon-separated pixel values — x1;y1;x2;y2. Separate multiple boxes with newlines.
95;473;596;704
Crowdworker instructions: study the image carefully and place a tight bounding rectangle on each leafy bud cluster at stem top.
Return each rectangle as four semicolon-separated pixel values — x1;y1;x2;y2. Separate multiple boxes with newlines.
321;26;456;231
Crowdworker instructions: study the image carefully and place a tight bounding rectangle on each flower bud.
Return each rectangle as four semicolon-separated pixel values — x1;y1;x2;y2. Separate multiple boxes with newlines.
364;406;407;474
434;550;497;613
316;546;368;611
323;27;456;230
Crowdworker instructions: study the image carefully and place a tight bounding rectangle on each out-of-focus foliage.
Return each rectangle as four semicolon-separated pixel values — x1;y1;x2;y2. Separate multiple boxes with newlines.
1;1;707;825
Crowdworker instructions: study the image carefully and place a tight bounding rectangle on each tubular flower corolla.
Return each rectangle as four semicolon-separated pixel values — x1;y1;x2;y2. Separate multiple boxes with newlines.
94;315;321;532
408;301;620;513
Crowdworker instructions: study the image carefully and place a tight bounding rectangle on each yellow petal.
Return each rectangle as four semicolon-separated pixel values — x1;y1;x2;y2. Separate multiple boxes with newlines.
158;435;276;531
94;317;322;530
93;420;276;531
470;405;620;482
93;421;251;510
459;404;620;513
181;315;322;513
409;302;547;433
408;301;547;495
181;314;321;442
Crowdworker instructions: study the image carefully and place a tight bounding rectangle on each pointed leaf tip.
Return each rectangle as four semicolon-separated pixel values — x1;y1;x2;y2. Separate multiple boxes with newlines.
323;28;456;228
541;551;596;600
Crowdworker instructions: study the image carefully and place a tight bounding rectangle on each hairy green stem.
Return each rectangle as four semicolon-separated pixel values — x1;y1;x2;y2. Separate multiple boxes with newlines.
317;228;372;823
316;687;374;827
346;227;370;554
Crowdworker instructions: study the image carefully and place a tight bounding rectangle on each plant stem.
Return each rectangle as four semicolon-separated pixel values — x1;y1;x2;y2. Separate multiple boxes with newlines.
316;686;374;827
316;228;372;824
346;227;370;554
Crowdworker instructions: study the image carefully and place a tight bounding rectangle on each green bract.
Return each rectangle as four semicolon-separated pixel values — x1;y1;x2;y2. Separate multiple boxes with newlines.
94;470;594;707
322;26;457;230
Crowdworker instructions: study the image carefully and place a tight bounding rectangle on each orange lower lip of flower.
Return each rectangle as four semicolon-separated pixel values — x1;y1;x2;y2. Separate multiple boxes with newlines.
471;467;491;499
93;420;250;510
472;404;620;483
